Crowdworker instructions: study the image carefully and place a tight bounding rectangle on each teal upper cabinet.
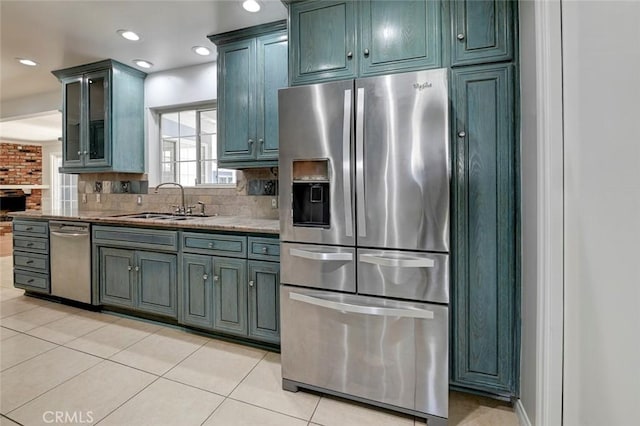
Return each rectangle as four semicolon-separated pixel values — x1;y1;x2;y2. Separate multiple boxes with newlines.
287;0;441;84
359;0;440;76
209;21;288;169
451;0;514;66
450;63;517;396
52;59;146;174
289;1;357;83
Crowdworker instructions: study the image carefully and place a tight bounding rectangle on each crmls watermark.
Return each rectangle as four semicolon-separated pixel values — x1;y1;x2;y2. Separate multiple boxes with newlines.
42;411;94;424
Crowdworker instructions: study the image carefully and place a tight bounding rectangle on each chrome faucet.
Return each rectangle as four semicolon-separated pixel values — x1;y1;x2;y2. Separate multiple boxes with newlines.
154;182;186;215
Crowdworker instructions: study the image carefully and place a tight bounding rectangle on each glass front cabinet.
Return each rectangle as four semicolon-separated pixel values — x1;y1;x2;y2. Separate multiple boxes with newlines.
52;60;146;173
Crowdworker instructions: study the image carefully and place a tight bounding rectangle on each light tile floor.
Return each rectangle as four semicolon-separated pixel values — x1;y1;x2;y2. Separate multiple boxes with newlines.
0;254;518;425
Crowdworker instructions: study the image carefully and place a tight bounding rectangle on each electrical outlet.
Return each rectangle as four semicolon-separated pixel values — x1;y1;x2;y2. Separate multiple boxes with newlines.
96;193;101;203
136;195;142;205
271;198;278;209
82;194;87;204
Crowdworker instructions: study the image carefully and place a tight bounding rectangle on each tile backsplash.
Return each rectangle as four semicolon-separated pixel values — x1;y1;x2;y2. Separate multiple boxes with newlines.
77;169;278;219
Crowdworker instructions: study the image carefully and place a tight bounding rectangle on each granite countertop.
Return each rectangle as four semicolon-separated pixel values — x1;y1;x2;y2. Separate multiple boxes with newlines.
10;209;280;235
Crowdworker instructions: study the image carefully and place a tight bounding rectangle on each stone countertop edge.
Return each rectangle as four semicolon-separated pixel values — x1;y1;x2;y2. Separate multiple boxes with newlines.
9;210;280;235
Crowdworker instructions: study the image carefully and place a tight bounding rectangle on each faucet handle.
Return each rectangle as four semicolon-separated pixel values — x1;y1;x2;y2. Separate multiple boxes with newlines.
186;205;197;215
197;201;206;216
170;204;182;214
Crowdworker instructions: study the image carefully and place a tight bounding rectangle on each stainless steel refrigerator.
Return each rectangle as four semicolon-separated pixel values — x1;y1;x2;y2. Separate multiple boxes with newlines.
278;69;450;425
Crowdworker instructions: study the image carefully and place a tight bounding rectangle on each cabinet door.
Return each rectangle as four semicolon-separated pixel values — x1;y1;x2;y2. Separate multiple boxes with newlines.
100;247;135;308
248;261;280;344
61;76;83;168
181;254;214;329
290;0;357;84
256;32;288;161
451;0;514;66
213;257;247;336
359;0;441;76
84;70;110;167
137;251;177;318
450;64;516;396
218;39;256;163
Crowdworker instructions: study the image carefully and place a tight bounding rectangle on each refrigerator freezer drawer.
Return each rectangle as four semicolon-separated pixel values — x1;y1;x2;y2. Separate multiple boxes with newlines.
357;249;449;304
281;286;448;418
280;243;356;292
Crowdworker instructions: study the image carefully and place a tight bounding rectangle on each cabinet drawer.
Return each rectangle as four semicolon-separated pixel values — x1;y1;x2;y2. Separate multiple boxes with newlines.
248;237;280;261
93;226;178;251
14;251;49;273
14;270;49;292
13;220;48;237
182;232;247;258
13;236;48;254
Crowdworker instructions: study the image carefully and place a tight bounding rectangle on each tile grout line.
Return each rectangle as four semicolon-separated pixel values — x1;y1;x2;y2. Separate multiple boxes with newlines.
92;375;163;426
0;412;25;426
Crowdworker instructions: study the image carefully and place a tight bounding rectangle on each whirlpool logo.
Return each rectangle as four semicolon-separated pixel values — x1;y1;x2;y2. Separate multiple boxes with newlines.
43;411;94;424
413;81;433;91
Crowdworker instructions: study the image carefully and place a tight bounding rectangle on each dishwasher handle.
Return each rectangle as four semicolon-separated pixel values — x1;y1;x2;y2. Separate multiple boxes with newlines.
51;231;89;238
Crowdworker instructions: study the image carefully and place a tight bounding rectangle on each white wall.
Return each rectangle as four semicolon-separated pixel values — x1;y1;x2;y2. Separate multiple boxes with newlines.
40;140;62;209
562;1;640;425
144;62;217;186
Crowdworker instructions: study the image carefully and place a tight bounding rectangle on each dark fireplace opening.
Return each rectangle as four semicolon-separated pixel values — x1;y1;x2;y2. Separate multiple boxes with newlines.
0;189;26;221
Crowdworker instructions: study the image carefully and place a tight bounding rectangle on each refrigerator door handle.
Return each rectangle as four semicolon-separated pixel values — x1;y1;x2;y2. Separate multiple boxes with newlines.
289;292;434;319
360;254;435;268
343;89;353;237
289;248;353;262
355;87;366;237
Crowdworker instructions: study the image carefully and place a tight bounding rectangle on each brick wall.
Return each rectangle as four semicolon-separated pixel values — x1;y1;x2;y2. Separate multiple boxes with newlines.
0;142;43;235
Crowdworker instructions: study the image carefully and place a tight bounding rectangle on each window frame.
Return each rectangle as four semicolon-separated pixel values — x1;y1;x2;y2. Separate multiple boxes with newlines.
156;101;236;188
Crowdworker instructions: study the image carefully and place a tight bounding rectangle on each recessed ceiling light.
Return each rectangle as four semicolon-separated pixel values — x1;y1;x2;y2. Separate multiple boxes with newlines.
117;29;140;41
133;59;153;69
17;58;37;67
242;0;261;13
192;46;211;56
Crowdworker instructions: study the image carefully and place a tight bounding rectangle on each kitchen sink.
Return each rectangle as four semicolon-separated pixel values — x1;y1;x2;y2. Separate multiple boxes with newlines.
117;212;209;220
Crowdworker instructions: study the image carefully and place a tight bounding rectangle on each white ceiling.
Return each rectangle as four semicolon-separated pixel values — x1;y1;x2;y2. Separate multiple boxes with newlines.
0;0;287;142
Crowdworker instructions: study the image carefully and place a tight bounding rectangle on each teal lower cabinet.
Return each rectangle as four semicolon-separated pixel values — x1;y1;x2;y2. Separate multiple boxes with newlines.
179;233;280;345
12;219;50;295
94;226;179;319
248;260;280;344
450;63;518;397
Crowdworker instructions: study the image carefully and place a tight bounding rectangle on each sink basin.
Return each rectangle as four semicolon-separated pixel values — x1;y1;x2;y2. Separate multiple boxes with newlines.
117;212;208;220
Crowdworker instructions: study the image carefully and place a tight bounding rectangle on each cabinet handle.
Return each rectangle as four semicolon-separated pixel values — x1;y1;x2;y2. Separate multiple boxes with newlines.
249;280;254;287
258;138;264;146
127;265;132;271
83;151;88;155
457;131;466;138
208;242;214;248
26;260;34;265
77;151;82;156
347;51;353;59
25;227;33;231
457;33;465;41
262;247;268;254
27;279;35;284
26;242;34;247
203;274;208;280
363;48;370;56
248;139;254;146
135;266;140;272
213;275;219;281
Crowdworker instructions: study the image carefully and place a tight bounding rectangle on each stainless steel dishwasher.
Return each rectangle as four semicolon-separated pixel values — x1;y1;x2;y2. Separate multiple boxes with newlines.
50;221;91;304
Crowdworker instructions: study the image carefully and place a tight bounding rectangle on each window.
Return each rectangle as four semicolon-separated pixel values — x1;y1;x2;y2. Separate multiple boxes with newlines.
160;107;235;186
51;153;77;211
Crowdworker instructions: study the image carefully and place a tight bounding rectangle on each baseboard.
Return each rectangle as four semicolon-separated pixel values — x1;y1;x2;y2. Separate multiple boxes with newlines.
515;399;533;426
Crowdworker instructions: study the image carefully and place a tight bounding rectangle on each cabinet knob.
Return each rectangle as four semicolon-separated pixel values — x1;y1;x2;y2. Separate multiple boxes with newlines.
127;265;132;271
249;280;255;287
248;139;254;145
457;131;466;138
347;51;353;59
208;242;214;248
457;33;465;41
203;274;208;281
262;247;268;254
363;48;370;56
258;138;264;145
213;275;219;282
135;266;140;272
77;151;82;156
